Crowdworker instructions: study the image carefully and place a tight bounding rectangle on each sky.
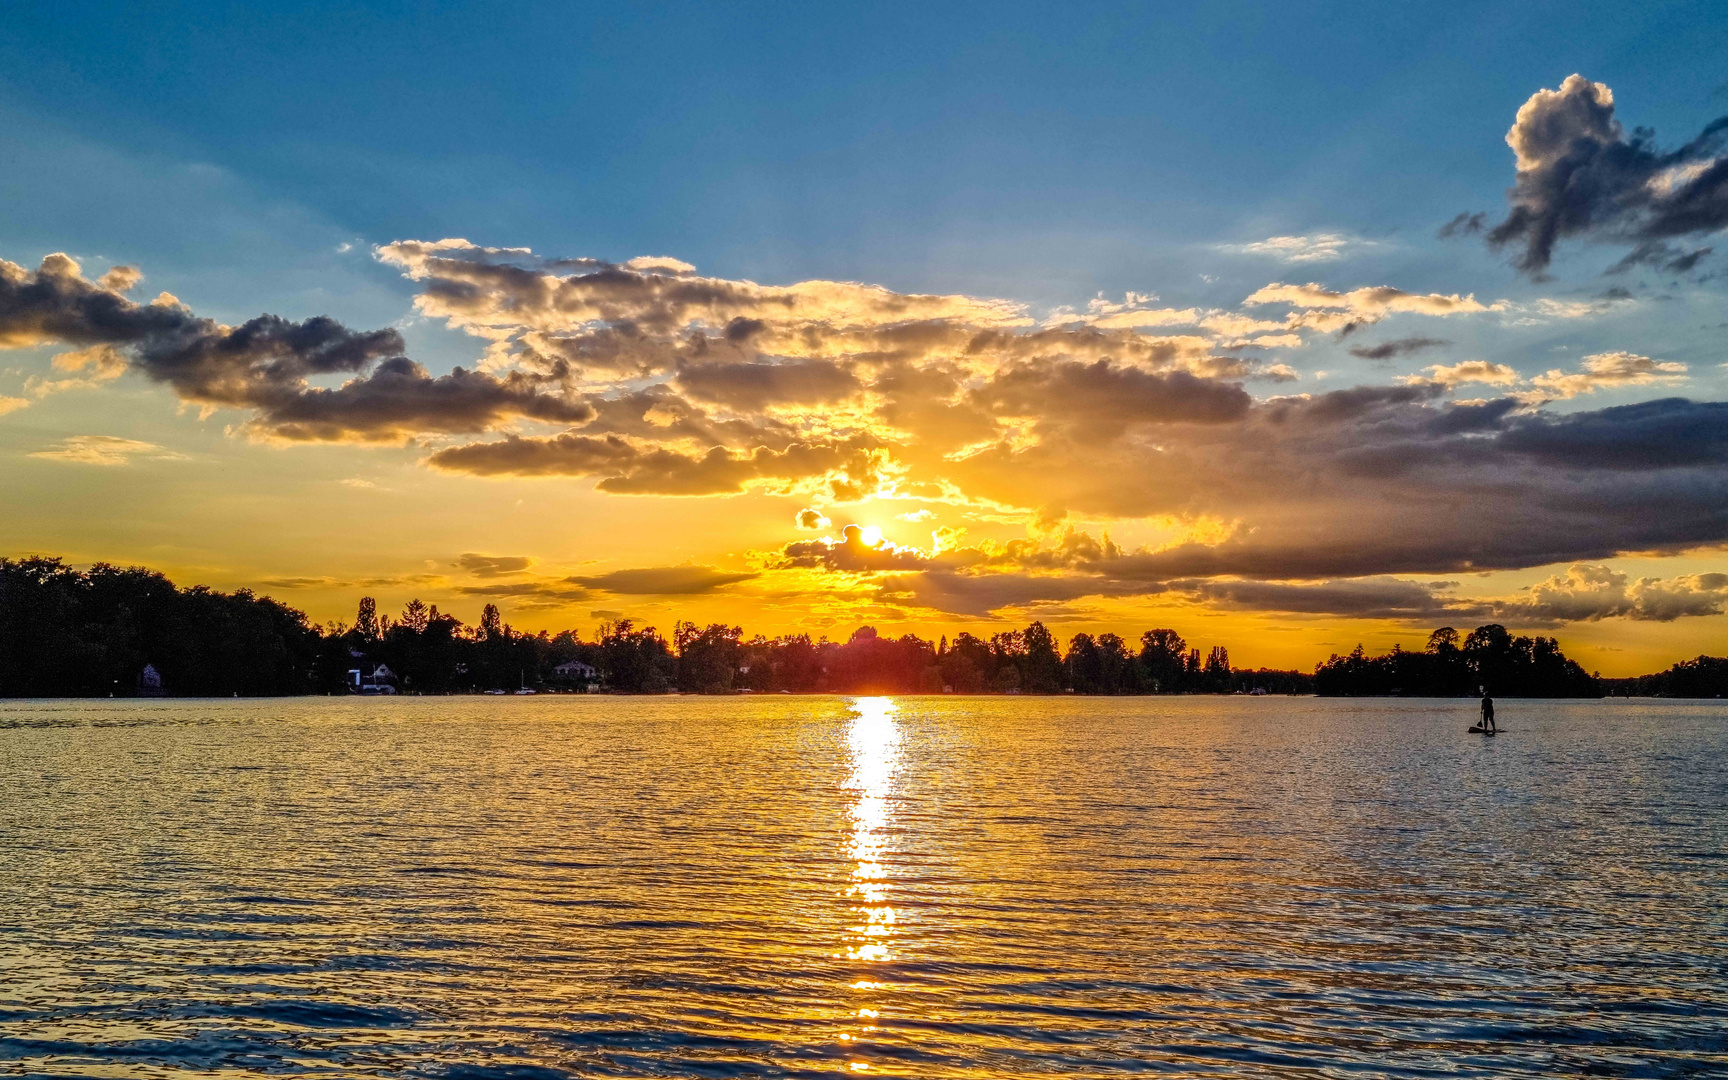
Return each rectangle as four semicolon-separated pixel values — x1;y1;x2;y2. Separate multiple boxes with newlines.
2;0;1726;675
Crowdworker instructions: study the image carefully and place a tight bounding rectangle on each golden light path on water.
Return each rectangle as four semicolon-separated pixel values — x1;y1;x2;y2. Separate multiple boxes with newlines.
841;696;900;1073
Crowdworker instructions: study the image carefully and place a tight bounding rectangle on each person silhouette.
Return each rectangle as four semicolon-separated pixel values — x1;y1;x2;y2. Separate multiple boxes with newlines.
1479;693;1496;734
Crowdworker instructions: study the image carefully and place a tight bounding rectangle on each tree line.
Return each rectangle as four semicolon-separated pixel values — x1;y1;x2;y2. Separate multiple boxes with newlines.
1602;656;1728;698
1314;626;1600;697
0;556;1692;699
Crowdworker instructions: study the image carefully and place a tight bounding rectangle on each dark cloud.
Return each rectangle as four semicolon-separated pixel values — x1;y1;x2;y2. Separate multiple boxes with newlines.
880;569;1149;619
775;525;932;572
255;358;594;442
674;358;861;411
456;553;532;577
967;359;1251;442
1347;337;1450;361
0;253;593;441
428;433;888;499
873;560;1728;625
1438;212;1486;238
567;565;758;594
932;388;1728;580
1496;398;1728;471
454;580;594;603
1605;241;1713;275
1172;577;1468;619
1487;75;1728;275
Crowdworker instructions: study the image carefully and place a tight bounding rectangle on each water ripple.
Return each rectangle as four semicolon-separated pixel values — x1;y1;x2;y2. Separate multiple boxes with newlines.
1;694;1725;1077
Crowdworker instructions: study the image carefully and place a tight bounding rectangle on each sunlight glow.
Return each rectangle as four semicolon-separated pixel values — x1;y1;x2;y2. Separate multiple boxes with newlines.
859;525;884;548
839;695;901;1070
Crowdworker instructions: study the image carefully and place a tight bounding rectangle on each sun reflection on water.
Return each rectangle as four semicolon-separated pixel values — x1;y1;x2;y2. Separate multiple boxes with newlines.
842;696;900;1072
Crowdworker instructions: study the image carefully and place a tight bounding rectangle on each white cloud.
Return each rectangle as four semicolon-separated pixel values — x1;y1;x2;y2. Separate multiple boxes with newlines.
1245;282;1498;318
29;435;184;466
1221;234;1359;263
1496;564;1728;622
623;255;696;273
1526;352;1687;401
1409;360;1520;388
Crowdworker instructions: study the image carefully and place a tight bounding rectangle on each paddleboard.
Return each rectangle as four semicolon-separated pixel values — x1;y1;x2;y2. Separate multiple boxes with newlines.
1468;724;1497;734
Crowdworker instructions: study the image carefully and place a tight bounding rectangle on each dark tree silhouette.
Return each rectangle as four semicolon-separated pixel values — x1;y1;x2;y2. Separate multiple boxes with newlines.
0;555;1644;700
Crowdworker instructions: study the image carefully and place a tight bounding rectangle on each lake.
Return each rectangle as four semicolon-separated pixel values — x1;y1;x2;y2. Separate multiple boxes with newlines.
1;695;1724;1078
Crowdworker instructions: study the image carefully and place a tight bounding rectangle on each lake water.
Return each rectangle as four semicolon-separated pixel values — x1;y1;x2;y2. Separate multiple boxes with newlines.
1;695;1724;1078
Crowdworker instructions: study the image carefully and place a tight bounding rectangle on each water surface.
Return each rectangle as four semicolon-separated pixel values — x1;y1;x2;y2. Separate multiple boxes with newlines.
2;695;1724;1078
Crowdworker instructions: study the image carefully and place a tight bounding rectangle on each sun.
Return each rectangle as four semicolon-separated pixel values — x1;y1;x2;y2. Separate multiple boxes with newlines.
859;525;883;547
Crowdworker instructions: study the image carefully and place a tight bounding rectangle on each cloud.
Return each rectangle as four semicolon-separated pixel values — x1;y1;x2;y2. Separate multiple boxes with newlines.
0;253;595;442
1411;360;1519;388
1171;576;1466;619
1220;234;1358;263
456;553;533;577
567;565;758;594
1492;563;1728;623
1438;212;1486;238
1246;282;1495;318
1131;567;1728;624
624;255;697;273
1244;282;1500;334
796;508;830;529
9;236;1727;604
427;433;892;499
1348;337;1449;361
0;395;27;415
1487;74;1728;275
923;393;1728;581
965;359;1252;441
1525;351;1687;401
260;572;448;591
774;524;932;572
97;265;142;292
28;435;183;465
1605;241;1713;275
674;358;861;411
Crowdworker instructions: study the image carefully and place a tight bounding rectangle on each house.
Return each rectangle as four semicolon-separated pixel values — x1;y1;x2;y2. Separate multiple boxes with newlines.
552;659;600;690
347;662;398;695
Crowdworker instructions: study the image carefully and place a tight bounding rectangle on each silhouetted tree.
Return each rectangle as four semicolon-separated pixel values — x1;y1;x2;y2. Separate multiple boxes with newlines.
676;622;742;693
1139;629;1188;692
598;620;674;692
1605;655;1728;697
353;596;381;643
1317;625;1597;697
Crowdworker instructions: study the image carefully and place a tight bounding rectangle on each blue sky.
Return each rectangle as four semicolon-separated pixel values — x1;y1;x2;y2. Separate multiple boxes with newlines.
1;1;1726;671
5;0;1725;309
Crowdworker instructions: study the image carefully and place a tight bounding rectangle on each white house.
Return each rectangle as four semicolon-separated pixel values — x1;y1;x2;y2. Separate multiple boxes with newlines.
553;659;599;682
348;662;398;695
